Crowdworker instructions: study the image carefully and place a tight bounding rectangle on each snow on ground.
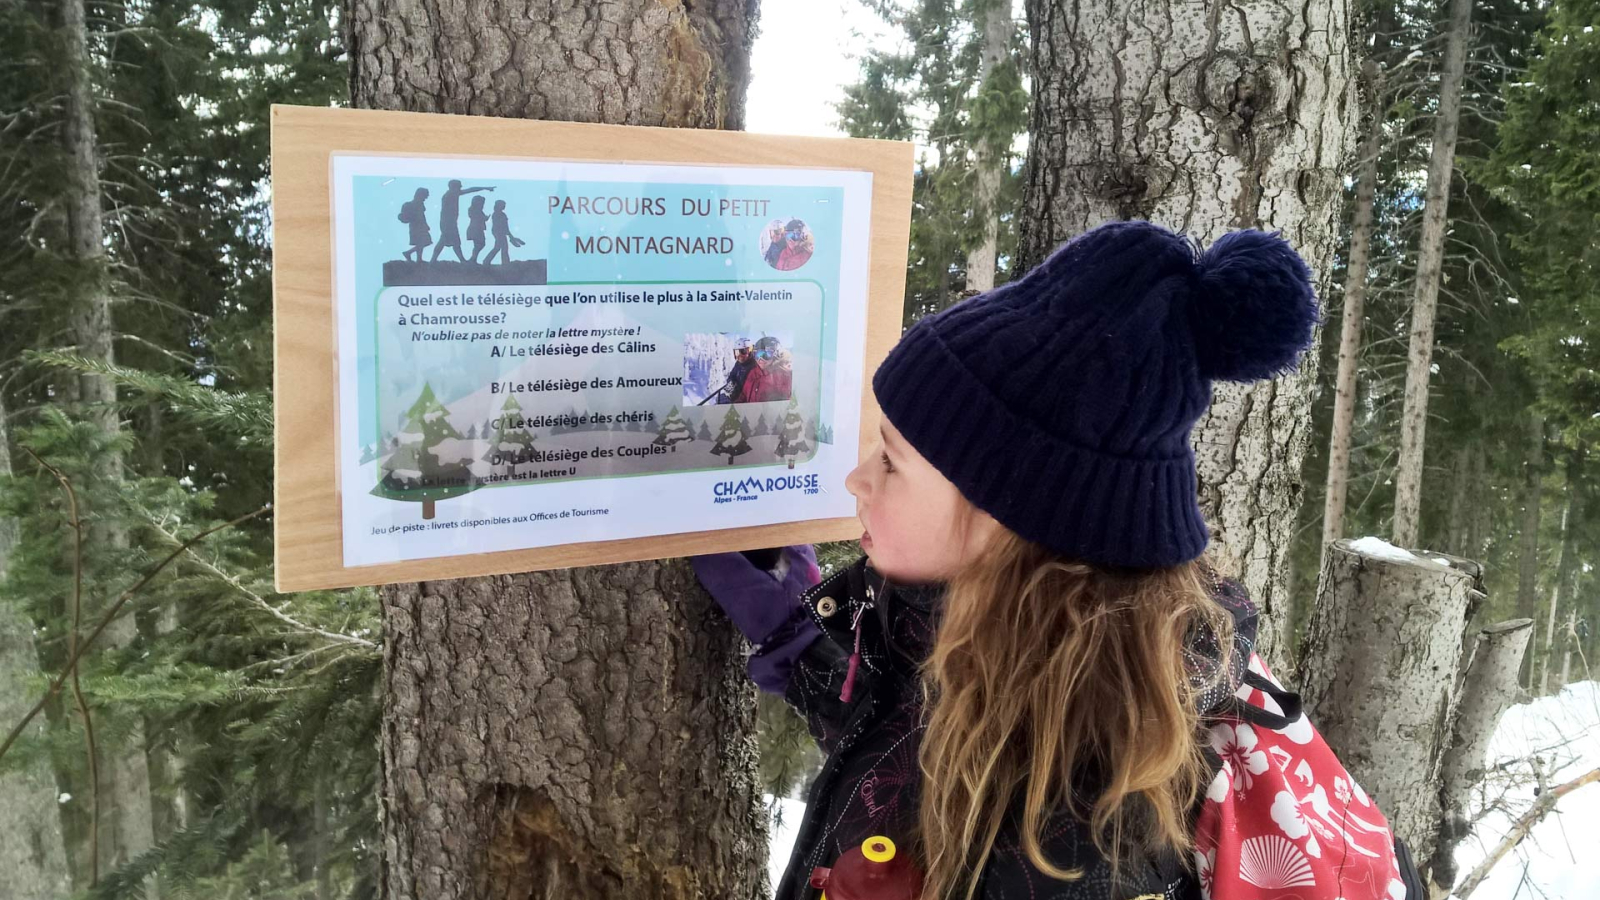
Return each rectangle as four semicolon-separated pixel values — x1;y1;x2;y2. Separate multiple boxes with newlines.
1450;681;1600;899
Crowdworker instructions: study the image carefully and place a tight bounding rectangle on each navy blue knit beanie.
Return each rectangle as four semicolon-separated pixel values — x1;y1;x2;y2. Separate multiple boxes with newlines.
872;220;1319;569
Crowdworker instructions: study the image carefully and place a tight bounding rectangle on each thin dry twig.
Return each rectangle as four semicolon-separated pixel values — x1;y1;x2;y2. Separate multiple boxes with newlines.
26;448;100;884
138;507;377;651
1455;766;1600;898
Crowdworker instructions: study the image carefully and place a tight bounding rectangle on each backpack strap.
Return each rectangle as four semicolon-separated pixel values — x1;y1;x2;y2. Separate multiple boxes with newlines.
1393;834;1426;900
1224;669;1304;730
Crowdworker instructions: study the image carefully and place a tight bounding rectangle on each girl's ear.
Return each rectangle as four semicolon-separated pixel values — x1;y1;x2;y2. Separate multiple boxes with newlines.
953;498;1003;569
947;496;985;560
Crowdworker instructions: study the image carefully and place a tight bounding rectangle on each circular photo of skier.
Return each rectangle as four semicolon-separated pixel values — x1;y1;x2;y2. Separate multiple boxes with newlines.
759;218;815;272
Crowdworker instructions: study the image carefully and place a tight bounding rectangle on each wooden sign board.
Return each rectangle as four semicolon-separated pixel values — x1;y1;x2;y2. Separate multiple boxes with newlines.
271;105;912;592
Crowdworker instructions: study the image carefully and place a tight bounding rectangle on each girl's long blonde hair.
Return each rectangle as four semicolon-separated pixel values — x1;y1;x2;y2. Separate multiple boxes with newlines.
913;523;1234;900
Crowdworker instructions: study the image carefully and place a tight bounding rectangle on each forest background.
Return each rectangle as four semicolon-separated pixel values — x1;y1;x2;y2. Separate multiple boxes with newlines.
0;0;1596;897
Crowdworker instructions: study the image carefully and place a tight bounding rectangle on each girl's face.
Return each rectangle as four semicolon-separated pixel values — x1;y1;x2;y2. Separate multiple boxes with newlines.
845;416;1000;585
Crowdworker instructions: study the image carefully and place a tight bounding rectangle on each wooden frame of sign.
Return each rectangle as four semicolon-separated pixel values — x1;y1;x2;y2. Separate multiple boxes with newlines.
271;105;912;592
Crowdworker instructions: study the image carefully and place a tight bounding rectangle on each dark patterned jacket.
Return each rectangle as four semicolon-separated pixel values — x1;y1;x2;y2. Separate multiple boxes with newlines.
754;554;1258;900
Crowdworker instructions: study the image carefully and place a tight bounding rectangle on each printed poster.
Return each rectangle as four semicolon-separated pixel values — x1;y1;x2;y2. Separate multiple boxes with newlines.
331;154;872;567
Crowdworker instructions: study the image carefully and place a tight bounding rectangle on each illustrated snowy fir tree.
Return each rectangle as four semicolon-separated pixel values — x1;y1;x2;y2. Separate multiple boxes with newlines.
653;405;694;451
373;382;476;519
710;404;753;465
483;395;536;478
775;397;811;468
360;443;377;464
551;404;582;435
752;413;770;437
696;420;713;441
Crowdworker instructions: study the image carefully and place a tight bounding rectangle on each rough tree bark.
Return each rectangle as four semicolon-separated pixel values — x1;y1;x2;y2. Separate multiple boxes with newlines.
0;395;73;898
1322;56;1387;555
962;0;1012;293
1391;0;1473;547
1298;539;1477;873
59;0;156;884
1018;0;1358;667
346;3;768;898
1429;617;1532;893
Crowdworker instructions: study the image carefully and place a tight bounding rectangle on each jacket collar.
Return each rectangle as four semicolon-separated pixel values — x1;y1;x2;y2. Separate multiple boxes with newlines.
861;557;944;612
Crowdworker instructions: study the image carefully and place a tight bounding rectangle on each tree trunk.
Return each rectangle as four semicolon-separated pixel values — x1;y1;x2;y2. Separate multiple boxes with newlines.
1515;411;1544;681
1558;608;1576;688
1322;59;1385;557
60;0;156;885
1469;441;1489;557
962;0;1012;293
0;395;74;899
1297;539;1477;870
1018;0;1358;668
1391;0;1472;547
139;406;189;843
1429;617;1532;893
347;3;768;898
1444;437;1477;558
1541;451;1580;694
1444;437;1489;560
348;0;754;127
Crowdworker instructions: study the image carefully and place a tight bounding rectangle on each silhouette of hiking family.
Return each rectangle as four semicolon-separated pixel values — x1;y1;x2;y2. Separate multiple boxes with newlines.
397;180;525;265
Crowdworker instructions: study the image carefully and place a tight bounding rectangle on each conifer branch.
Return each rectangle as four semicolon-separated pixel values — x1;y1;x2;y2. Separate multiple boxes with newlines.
0;506;268;768
23;349;272;444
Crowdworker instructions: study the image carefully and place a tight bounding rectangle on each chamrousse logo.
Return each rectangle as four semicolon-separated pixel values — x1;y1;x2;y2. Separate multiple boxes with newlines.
712;472;821;504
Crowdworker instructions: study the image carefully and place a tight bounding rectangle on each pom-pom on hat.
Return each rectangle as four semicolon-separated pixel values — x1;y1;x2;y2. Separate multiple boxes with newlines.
871;220;1319;569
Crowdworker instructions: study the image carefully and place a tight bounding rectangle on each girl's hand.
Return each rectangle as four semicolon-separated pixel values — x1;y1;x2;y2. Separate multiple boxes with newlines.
689;545;821;644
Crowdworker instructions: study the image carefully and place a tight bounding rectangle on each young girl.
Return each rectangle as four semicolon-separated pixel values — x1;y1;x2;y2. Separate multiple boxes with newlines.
692;221;1420;900
466;194;490;264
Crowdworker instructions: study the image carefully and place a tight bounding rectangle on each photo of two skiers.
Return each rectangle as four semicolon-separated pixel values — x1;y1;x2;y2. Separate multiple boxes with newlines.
706;335;793;404
761;217;815;271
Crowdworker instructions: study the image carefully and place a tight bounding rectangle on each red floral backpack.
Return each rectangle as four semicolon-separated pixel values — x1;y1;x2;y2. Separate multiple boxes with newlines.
1194;654;1424;900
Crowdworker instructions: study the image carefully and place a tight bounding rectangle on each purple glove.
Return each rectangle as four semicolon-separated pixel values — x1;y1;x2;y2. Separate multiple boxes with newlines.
689;545;821;645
